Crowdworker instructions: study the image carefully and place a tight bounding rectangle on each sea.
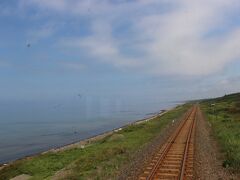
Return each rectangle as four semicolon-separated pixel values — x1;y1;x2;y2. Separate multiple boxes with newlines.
0;97;181;164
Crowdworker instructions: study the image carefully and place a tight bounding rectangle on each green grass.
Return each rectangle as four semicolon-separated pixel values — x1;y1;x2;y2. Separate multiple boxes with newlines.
0;104;190;180
200;93;240;170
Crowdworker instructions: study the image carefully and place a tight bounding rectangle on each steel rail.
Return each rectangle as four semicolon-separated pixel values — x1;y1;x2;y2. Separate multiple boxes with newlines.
145;107;196;180
179;108;196;180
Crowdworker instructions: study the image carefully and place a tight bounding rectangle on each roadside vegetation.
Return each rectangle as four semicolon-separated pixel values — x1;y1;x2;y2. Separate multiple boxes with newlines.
200;93;240;171
0;104;190;180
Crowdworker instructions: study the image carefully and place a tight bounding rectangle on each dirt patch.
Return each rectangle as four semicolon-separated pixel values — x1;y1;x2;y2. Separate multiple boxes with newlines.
107;134;125;142
10;174;32;180
51;168;73;180
194;107;240;179
118;108;192;180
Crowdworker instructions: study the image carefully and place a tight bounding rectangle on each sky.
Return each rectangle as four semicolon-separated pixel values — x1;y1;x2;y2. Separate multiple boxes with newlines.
1;0;240;103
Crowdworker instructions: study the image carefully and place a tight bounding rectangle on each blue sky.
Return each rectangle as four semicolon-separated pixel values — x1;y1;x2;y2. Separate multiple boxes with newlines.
1;0;240;102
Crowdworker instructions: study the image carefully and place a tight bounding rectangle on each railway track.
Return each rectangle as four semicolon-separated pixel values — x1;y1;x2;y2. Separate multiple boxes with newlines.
139;106;197;180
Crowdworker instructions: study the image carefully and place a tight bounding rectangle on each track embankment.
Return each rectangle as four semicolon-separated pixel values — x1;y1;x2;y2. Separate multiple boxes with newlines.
138;105;197;180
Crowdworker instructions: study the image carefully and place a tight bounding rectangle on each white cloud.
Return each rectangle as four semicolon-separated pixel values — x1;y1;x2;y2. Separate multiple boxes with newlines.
133;0;240;75
22;0;240;76
60;20;141;68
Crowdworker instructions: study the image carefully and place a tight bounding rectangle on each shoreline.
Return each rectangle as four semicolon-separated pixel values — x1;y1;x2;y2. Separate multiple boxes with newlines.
44;109;169;153
0;107;174;169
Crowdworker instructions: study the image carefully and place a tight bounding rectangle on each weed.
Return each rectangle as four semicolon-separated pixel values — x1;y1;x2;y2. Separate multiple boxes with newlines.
201;93;240;170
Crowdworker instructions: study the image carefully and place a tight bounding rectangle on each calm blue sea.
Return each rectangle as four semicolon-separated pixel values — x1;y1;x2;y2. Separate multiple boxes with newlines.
0;97;180;164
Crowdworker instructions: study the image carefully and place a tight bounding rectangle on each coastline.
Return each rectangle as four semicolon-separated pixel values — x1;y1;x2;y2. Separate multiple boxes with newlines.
44;109;170;153
0;107;174;169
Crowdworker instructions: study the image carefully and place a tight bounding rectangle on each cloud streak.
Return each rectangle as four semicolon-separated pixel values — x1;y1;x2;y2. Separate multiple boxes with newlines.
21;0;240;76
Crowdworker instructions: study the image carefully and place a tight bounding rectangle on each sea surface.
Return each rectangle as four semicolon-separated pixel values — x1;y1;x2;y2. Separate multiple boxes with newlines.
0;97;181;164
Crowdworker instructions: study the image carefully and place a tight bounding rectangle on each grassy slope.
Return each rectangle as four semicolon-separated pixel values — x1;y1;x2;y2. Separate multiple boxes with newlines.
200;93;240;170
0;104;190;180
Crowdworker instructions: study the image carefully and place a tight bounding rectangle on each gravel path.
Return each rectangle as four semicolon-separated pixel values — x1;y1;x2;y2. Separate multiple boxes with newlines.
194;106;240;180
